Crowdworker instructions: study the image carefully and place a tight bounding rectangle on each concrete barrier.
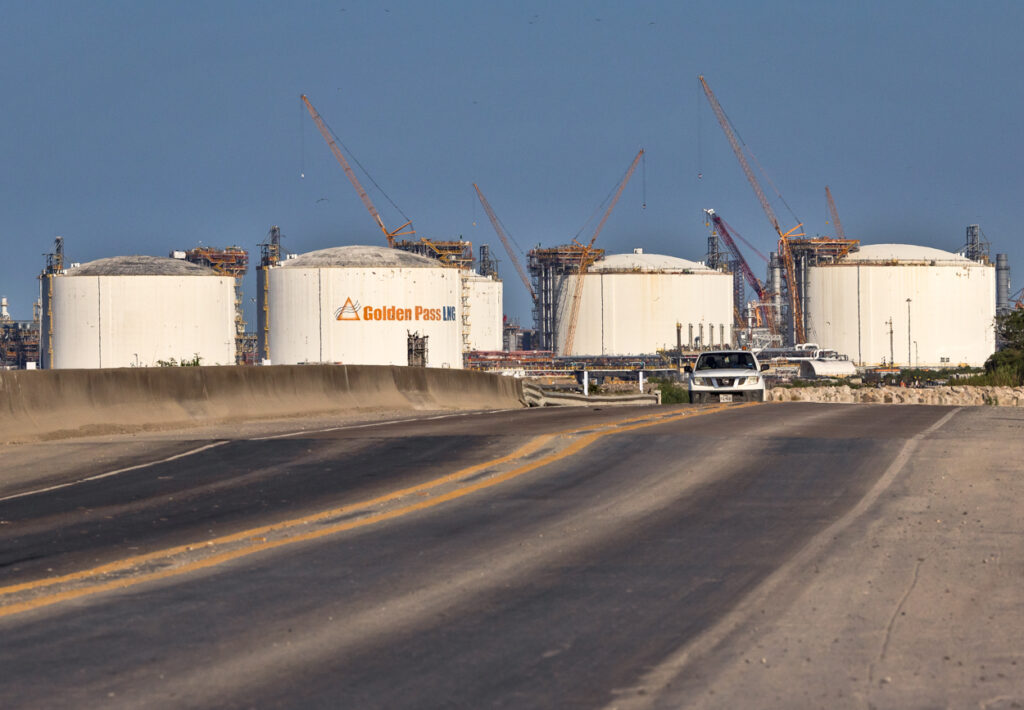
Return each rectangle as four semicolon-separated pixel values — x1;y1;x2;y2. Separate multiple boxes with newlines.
0;365;525;444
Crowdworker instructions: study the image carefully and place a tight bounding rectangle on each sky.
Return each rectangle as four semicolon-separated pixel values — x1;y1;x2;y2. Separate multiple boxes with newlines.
2;0;1022;326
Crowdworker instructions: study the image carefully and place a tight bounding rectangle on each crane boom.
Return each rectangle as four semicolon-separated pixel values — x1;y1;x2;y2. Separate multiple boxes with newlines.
699;76;781;235
583;149;645;250
301;95;413;247
562;149;644;355
706;209;777;334
699;75;806;342
825;185;845;240
706;210;766;300
473;184;535;301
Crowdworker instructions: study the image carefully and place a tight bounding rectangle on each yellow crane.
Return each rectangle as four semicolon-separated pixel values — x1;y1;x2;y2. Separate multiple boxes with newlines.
473;184;535;301
562;149;645;355
301;95;414;247
825;185;845;240
699;76;807;342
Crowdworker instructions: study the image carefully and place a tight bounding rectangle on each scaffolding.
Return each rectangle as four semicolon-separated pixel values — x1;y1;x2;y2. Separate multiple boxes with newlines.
0;320;39;369
962;224;991;264
394;238;474;269
407;331;428;367
527;244;605;352
502;319;536;351
783;237;859;342
182;245;249;364
476;244;498;278
257;226;284;362
39;236;65;369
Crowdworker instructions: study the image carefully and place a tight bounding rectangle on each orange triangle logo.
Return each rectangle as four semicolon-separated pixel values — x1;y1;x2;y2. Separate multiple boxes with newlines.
334;297;361;321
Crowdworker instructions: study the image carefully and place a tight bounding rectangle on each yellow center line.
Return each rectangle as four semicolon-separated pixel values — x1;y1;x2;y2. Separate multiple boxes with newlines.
0;402;757;618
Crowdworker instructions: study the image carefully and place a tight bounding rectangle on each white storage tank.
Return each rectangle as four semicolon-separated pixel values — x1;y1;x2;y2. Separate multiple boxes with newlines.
41;255;236;369
805;243;995;367
268;245;463;368
462;271;503;352
554;248;734;356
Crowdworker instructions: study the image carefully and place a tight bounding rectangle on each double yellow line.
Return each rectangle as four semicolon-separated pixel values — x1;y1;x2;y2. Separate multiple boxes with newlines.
0;403;754;618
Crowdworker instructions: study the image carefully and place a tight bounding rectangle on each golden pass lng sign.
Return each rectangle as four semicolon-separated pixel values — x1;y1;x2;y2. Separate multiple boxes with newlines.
334;297;455;322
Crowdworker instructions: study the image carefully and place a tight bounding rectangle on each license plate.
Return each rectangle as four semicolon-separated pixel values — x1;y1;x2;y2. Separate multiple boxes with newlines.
718;394;733;403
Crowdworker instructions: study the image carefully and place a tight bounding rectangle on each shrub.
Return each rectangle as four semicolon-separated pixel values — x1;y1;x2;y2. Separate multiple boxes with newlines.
651;377;689;404
964;364;1024;387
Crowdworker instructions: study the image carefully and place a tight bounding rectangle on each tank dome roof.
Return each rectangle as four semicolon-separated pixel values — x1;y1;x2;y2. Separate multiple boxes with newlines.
65;255;219;276
591;250;711;273
841;243;975;265
280;245;442;269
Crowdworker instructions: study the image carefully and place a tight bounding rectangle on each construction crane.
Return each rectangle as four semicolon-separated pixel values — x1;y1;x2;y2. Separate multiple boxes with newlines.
562;149;645;355
825;185;845;240
1012;286;1024;310
699;75;807;342
301;95;414;247
473;184;535;301
705;209;777;334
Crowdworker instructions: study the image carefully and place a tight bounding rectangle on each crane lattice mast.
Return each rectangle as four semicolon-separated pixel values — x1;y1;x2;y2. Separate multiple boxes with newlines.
825;185;845;240
562;149;645;355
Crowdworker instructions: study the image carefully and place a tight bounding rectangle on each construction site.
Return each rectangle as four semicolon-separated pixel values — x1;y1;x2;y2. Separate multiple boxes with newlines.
2;83;1015;375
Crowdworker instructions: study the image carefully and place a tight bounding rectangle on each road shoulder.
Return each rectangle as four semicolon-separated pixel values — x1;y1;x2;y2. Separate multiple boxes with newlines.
621;406;1024;709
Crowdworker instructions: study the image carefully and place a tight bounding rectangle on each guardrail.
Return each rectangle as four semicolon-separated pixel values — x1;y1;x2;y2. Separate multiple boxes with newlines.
521;382;660;407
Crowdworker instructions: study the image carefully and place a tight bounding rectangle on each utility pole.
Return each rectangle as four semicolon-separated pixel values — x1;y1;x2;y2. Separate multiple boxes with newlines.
887;317;894;367
906;298;912;368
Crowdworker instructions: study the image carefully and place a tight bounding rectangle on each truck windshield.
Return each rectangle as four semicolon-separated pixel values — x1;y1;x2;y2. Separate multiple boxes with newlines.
695;352;756;371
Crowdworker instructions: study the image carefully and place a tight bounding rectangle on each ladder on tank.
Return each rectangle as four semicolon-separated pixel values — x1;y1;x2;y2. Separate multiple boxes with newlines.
460;275;472;352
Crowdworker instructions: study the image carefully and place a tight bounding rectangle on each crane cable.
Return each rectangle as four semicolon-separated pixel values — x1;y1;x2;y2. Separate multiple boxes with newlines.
706;79;802;230
641;150;647;209
574;154;643;241
311;103;413;227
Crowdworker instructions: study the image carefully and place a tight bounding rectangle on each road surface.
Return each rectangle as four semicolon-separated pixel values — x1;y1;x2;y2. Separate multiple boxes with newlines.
0;403;1021;708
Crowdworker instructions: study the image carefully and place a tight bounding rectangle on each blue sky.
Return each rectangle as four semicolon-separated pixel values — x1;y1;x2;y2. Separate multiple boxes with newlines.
2;0;1022;325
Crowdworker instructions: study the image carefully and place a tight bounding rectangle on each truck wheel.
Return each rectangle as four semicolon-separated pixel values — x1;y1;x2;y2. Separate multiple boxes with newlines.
691;392;702;404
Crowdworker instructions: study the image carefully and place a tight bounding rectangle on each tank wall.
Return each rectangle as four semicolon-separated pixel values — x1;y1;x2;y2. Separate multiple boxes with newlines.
805;263;995;367
268;266;463;368
554;271;734;356
465;275;503;352
52;275;236;368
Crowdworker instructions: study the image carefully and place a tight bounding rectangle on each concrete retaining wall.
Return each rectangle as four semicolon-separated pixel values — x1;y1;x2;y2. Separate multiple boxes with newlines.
0;365;525;444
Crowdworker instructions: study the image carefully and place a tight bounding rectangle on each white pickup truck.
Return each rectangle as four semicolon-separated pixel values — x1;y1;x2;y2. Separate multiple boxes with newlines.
684;350;769;404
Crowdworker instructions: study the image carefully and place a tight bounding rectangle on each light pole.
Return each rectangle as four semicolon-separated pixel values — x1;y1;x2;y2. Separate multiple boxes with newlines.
906;298;912;368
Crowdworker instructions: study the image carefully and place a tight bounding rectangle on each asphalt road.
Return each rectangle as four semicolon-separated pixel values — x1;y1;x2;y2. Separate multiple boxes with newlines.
0;402;1020;709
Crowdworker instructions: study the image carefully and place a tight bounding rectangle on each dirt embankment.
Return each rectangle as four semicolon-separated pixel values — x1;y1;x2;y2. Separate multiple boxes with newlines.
767;384;1024;406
